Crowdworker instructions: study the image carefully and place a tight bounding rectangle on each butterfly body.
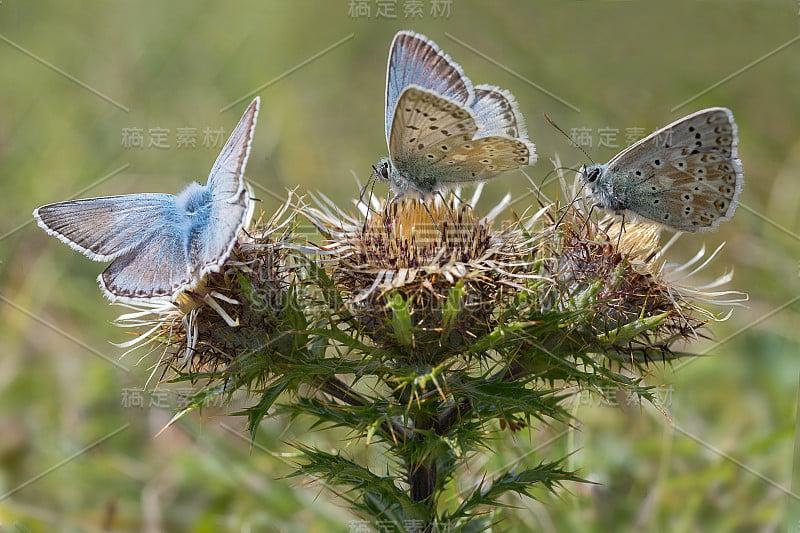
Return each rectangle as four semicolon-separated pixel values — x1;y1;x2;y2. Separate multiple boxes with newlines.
376;156;440;197
581;163;628;213
376;31;536;197
176;182;211;215
579;107;743;232
34;97;260;302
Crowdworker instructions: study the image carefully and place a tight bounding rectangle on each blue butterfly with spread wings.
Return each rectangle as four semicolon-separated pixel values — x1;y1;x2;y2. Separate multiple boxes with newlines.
34;97;260;302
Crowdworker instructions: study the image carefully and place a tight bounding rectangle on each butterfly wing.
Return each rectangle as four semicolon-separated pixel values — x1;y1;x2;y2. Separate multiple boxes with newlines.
99;224;192;301
471;84;529;140
388;86;534;191
206;97;259;201
193;97;259;277
34;194;179;261
385;31;473;143
604;107;743;232
34;194;193;301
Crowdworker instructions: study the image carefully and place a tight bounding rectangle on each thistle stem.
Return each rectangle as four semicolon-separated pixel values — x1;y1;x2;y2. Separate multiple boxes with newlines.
408;411;436;508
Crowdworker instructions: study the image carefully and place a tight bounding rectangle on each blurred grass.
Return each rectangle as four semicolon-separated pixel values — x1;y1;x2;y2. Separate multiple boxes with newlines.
1;0;799;531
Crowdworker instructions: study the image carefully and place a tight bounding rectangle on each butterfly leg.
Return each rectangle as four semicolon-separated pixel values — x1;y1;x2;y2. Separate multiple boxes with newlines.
419;197;443;234
446;188;471;210
434;190;459;225
555;180;593;234
242;196;258;238
359;174;380;233
553;196;584;234
576;202;600;237
379;188;399;225
606;211;627;249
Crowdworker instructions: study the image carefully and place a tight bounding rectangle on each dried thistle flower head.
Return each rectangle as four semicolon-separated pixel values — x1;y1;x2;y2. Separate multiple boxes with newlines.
536;175;745;365
307;191;535;363
116;198;298;382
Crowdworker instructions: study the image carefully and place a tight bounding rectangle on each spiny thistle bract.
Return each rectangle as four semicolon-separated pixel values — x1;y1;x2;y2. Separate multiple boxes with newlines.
114;180;742;531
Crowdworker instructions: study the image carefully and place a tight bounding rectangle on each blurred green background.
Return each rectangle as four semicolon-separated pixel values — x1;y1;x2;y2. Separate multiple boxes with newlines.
1;1;799;531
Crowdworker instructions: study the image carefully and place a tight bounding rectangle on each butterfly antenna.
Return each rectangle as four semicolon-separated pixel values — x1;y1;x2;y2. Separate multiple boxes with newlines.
357;170;373;206
544;113;595;165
